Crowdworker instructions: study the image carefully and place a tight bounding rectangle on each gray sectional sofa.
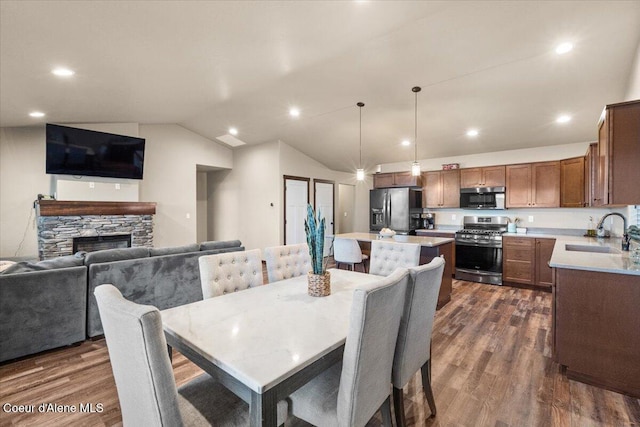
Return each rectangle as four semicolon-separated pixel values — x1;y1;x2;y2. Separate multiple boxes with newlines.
0;240;244;362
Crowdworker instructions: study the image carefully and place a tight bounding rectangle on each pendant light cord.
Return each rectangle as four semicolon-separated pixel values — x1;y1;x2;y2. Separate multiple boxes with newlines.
359;105;362;168
413;87;420;162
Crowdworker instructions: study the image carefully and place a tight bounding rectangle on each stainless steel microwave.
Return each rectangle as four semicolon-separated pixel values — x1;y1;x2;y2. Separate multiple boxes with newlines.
459;187;506;209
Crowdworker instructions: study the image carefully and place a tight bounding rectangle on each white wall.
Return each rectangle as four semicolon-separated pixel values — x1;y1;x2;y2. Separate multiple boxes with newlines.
626;41;640;100
138;124;232;248
0;127;50;257
208;140;280;252
338;184;356;233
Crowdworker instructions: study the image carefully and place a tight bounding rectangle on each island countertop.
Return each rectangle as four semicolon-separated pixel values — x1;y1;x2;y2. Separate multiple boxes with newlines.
549;235;640;276
334;232;454;247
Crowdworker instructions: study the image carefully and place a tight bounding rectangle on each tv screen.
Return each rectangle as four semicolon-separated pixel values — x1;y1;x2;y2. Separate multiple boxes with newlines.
46;124;145;180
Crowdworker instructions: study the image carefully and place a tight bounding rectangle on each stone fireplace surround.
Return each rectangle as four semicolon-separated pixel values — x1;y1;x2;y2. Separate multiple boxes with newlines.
36;200;156;260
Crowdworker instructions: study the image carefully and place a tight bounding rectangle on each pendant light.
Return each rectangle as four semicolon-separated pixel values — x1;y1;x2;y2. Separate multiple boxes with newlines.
356;102;365;181
411;86;422;177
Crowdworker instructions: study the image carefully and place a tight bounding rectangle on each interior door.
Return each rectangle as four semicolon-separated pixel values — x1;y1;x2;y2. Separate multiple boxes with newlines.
284;176;309;245
314;179;335;256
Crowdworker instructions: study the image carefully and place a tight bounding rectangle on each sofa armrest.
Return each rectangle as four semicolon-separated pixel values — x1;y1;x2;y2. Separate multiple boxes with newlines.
0;266;87;362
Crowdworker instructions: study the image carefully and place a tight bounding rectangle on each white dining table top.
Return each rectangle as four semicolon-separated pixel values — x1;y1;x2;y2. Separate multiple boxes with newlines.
161;268;382;394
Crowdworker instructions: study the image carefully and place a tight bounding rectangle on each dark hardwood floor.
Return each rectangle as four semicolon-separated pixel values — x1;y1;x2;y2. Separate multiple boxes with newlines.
1;278;639;426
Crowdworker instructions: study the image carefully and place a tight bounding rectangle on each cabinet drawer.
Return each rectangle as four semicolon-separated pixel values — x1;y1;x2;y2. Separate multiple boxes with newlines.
504;237;535;247
504;260;534;283
505;247;534;262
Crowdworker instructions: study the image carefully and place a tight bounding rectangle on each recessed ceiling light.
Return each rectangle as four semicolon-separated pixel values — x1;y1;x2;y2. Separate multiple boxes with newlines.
401;140;411;146
555;42;573;55
29;111;45;118
229;127;238;136
289;108;300;117
556;115;572;123
51;67;75;77
466;129;479;137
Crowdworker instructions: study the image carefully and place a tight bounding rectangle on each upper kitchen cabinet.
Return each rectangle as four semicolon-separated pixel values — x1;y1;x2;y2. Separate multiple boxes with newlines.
373;171;422;188
460;166;506;188
560;157;585;207
506;161;560;208
595;100;640;206
584;143;598;207
422;170;460;208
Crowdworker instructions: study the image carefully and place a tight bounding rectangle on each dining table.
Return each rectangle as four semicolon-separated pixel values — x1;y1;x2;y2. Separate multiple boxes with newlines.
161;268;382;427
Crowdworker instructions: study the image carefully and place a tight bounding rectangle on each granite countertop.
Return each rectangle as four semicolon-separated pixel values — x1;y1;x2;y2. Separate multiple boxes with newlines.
335;232;454;247
549;235;640;276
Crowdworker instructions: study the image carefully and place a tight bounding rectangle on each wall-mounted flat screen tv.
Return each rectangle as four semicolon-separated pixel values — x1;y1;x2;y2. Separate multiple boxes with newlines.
46;124;145;180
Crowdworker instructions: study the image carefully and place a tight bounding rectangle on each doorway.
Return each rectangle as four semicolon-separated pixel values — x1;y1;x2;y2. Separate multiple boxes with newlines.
284;176;310;245
314;179;335;256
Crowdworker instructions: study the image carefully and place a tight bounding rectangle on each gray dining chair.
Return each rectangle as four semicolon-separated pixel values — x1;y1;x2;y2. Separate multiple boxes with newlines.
94;284;287;426
334;237;368;272
369;240;420;276
199;248;263;299
392;257;445;426
264;243;312;283
287;268;409;427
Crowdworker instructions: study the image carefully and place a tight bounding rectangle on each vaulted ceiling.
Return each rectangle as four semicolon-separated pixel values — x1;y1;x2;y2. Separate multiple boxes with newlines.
2;1;639;172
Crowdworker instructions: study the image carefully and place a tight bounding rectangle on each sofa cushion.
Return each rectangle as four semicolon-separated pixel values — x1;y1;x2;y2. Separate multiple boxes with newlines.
199;240;242;251
149;244;199;257
84;247;150;266
1;253;85;274
0;261;16;273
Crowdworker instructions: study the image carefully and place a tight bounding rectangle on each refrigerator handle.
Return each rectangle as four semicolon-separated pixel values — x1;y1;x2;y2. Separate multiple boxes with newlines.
387;192;391;226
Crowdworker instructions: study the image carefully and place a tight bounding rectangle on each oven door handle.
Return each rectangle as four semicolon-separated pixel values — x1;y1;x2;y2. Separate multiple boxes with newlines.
455;240;501;247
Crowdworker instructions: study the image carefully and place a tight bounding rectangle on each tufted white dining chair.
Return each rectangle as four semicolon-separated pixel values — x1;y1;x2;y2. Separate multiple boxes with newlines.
334;238;369;272
94;285;288;426
287;268;409;427
198;249;263;299
369;240;421;276
264;243;312;283
392;257;445;426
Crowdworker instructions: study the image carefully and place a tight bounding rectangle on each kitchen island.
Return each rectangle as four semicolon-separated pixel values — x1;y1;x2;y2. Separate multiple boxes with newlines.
549;236;640;397
334;232;454;308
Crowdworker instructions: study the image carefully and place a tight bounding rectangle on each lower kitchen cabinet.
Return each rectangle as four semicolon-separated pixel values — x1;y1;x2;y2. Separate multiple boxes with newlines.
503;236;555;289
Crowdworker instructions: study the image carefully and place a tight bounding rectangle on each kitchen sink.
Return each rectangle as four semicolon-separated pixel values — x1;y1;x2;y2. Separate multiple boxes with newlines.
565;244;621;254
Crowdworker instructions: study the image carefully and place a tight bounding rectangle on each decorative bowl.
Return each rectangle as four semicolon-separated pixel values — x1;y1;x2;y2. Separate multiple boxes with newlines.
379;230;396;238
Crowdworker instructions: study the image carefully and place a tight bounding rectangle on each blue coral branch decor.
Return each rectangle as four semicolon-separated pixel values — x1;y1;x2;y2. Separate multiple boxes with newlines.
304;203;330;296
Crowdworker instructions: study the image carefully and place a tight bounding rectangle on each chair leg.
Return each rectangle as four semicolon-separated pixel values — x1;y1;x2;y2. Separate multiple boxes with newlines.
393;386;407;427
421;359;437;417
380;396;393;427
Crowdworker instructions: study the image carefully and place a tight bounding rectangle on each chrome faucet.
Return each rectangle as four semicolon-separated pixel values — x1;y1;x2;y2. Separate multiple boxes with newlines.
596;213;630;251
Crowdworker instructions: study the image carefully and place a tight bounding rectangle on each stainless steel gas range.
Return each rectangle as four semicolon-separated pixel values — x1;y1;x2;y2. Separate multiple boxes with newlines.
455;216;509;285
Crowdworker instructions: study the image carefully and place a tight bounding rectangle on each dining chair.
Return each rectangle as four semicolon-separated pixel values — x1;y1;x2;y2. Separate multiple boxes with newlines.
199;248;263;299
287;268;409;427
94;284;287;426
369;240;421;276
264;243;312;283
333;238;369;272
392;257;445;426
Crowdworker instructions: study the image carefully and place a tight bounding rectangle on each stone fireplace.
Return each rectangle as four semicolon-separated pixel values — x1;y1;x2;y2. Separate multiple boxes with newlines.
36;200;156;260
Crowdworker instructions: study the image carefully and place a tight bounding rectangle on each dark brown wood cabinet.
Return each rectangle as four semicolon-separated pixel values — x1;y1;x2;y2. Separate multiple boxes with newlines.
503;237;535;285
373;171;422;188
503;236;555;289
560;157;585;207
535;238;555;288
422;170;460;208
460;165;505;188
506;161;560;208
584;142;598;207
554;268;640;397
596;100;640;206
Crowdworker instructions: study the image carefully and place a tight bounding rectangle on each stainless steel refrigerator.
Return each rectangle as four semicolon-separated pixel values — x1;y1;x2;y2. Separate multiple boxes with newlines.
369;188;423;234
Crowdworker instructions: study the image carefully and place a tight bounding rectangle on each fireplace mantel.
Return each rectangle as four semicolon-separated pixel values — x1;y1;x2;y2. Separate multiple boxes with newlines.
37;200;156;216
